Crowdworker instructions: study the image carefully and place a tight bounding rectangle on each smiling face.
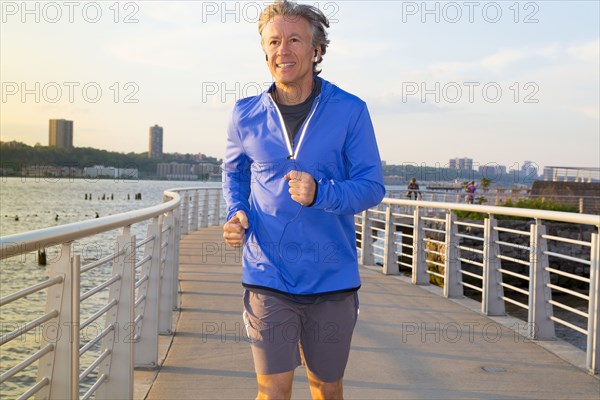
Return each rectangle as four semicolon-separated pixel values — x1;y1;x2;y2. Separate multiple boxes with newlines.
261;15;317;95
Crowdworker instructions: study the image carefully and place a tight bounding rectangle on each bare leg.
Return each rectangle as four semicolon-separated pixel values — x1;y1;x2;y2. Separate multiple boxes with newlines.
307;370;343;400
256;370;295;400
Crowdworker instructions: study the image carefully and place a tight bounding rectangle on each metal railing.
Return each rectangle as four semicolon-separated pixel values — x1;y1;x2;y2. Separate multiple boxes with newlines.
356;198;600;373
0;187;224;399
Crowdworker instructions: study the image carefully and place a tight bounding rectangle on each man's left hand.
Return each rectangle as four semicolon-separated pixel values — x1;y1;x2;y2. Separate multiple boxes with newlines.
284;170;316;206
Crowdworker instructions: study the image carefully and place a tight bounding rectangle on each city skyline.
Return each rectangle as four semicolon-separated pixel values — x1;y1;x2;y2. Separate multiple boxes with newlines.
1;1;598;169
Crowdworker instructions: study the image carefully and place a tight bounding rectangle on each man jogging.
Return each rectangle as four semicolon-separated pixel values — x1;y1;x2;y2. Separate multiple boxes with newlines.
222;1;385;398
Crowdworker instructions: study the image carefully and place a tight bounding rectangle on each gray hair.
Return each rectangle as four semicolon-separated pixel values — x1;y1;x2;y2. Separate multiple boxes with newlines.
258;0;330;75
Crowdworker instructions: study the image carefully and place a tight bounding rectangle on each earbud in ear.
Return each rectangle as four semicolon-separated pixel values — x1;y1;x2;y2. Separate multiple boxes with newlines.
265;54;268;61
314;50;319;62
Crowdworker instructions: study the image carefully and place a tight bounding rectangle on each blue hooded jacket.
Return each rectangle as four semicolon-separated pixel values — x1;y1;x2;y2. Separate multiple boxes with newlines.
222;77;385;295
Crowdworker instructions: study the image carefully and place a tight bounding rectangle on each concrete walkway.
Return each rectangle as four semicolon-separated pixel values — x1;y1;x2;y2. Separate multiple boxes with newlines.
144;227;600;399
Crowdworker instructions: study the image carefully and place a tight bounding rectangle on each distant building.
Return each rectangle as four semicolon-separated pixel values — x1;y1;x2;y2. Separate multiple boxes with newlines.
449;157;473;170
49;119;73;149
157;162;198;180
149;125;163;159
84;165;139;179
478;164;507;179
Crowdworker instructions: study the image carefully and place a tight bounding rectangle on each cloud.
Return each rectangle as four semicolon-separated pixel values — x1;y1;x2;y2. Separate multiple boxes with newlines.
481;48;526;72
567;39;600;62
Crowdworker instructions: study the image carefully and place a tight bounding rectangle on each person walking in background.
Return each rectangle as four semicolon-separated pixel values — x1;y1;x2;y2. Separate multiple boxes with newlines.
221;1;385;398
466;180;477;204
406;177;422;200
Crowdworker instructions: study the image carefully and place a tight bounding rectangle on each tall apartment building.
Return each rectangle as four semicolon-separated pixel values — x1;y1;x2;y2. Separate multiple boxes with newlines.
449;157;473;170
49;119;73;149
149;124;163;159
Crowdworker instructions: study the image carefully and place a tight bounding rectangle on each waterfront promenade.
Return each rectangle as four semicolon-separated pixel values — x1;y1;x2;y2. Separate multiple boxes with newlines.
141;226;600;399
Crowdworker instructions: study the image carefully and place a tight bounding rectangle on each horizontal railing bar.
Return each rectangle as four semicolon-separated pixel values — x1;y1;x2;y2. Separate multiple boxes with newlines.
372;244;385;251
458;246;483;254
497;254;530;266
0;344;54;384
398;261;412;268
0;276;64;307
542;234;590;247
424;238;444;246
500;282;530;296
494;226;531;236
81;275;121;302
422;228;445;234
370;227;385;233
425;249;444;257
427;271;444;279
459;258;484;267
81;374;107;400
545;267;590;283
546;284;590;300
1;191;181;260
421;216;445;223
460;270;483;280
135;294;147;308
498;268;530;281
17;377;49;400
80;324;115;356
81;300;117;331
550;316;588;335
426;260;445;268
136;234;156;248
502;296;529;309
134;314;143;325
548;300;589;319
495;240;530;251
462;282;482;292
81;247;126;274
79;349;110;382
135;254;153;269
391;213;413;219
393;223;414;229
454;221;484;228
382;198;600;226
456;233;484;242
544;251;591;265
0;310;58;346
135;275;149;290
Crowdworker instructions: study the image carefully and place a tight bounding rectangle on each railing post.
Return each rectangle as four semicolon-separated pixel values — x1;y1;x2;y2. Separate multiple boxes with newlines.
359;209;374;266
71;255;80;400
159;211;176;334
212;189;221;226
482;217;505;315
412;207;429;285
135;222;162;368
528;220;555;340
200;190;209;228
96;234;136;400
181;192;190;235
586;233;599;373
36;243;74;400
444;212;463;298
191;190;199;231
172;206;182;310
383;204;399;275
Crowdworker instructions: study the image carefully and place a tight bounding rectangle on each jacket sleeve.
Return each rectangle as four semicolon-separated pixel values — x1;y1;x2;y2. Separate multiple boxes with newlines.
311;103;385;215
221;108;252;221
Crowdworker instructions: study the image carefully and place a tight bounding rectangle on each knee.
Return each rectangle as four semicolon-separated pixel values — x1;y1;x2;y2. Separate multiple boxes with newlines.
309;378;343;400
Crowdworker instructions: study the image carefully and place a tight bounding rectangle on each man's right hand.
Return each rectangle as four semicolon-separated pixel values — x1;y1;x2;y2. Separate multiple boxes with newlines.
223;211;248;248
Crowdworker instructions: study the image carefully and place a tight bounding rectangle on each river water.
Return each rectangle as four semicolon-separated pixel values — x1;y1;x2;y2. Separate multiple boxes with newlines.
0;177;220;398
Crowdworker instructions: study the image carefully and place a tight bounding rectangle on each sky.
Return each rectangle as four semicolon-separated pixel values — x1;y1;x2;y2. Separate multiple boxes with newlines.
1;0;599;171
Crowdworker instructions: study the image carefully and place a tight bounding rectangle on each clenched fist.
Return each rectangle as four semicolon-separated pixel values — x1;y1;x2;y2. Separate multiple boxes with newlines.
223;210;248;247
284;170;317;206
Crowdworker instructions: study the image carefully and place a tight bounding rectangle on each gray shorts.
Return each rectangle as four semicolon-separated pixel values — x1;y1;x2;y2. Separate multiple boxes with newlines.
242;289;359;382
